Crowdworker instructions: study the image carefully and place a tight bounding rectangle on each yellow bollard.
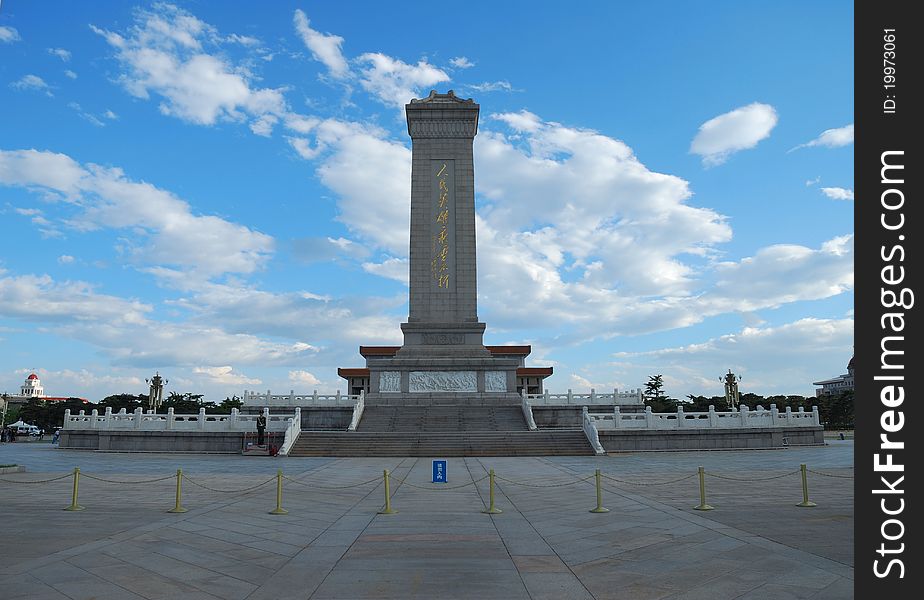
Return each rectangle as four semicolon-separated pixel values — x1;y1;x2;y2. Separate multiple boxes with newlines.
589;468;609;513
482;469;502;514
63;467;85;511
378;469;397;514
796;464;817;508
693;466;714;511
270;469;289;515
167;468;188;513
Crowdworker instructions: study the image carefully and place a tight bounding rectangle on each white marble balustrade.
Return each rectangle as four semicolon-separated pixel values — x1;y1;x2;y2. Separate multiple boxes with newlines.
525;388;644;406
242;389;359;407
589;404;821;430
63;406;297;432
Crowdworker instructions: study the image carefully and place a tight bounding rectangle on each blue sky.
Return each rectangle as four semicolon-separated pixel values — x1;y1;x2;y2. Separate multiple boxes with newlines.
0;1;853;402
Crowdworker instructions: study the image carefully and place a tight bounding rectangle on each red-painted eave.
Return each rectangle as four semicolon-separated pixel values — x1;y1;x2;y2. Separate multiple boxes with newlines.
359;346;400;357
338;368;371;378
486;345;531;356
517;367;553;377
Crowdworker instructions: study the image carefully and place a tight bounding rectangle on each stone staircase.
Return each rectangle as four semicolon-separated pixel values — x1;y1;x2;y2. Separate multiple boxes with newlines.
358;406;529;432
288;405;594;456
287;430;593;456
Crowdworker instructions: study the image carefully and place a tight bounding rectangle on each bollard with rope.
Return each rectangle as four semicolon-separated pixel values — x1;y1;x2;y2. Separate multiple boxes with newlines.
270;468;288;515
63;467;85;511
693;466;714;511
481;469;502;514
796;464;817;508
167;468;188;513
589;468;609;513
378;469;397;515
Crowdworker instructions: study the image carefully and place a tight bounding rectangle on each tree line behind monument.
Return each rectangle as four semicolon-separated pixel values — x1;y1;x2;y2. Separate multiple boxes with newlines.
642;374;854;430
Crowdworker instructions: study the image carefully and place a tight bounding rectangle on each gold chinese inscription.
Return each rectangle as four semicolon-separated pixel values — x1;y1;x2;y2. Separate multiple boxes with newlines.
432;161;451;288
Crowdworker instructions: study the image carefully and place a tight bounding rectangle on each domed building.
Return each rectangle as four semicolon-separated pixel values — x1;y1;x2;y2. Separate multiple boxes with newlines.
20;373;45;398
2;372;87;410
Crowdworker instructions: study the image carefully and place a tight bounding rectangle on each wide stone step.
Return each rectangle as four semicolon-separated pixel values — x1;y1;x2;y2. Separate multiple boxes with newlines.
288;430;594;456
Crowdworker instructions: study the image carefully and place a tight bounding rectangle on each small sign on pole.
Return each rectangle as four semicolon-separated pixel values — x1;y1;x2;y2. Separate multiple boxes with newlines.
432;460;447;483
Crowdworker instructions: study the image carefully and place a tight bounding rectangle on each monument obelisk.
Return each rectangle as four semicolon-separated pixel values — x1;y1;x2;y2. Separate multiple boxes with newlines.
340;91;550;402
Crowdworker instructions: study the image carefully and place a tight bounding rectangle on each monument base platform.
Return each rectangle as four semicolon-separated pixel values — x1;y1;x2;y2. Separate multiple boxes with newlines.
364;392;522;407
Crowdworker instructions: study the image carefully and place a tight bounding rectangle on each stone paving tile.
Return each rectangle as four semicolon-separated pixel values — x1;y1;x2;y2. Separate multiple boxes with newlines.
0;574;73;600
0;445;854;599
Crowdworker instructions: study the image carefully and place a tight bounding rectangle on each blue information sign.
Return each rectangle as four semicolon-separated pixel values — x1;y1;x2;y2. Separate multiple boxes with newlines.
432;460;447;483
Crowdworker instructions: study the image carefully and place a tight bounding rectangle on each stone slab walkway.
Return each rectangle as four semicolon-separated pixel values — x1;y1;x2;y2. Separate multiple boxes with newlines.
0;443;853;599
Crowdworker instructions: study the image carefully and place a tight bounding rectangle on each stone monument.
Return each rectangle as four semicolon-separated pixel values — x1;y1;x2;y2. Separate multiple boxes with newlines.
339;91;550;402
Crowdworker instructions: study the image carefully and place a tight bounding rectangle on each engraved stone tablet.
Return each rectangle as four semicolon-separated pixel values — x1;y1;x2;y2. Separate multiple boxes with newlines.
485;371;507;392
409;371;477;392
380;371;401;392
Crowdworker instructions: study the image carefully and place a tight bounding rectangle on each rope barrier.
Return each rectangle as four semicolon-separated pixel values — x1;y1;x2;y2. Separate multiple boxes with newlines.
494;474;594;488
181;474;276;494
392;475;488;491
0;473;72;484
806;469;854;479
282;474;383;490
80;473;176;484
602;472;697;486
704;470;800;482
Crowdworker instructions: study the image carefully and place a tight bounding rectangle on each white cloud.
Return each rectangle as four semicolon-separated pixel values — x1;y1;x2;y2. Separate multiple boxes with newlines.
449;56;475;69
805;176;821;186
0;25;20;43
362;257;408;284
0;274;151;323
293;9;349;79
92;4;286;128
104;109;118;120
466;81;514;93
10;74;53;96
0;149;274;278
820;187;854;200
357;52;450;108
289;370;321;386
192;365;261;386
614;318;854;396
791;124;854;151
690;102;778;166
58;255;75;264
48;47;71;61
64;69;78;79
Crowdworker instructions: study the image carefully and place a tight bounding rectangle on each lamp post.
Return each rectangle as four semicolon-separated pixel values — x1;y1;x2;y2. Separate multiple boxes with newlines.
145;372;168;413
720;370;741;409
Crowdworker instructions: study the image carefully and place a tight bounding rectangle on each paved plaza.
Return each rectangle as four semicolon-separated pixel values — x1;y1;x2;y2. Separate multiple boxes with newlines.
0;443;853;599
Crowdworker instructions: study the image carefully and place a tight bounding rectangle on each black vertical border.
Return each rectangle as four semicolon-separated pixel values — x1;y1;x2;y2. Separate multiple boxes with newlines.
856;0;921;596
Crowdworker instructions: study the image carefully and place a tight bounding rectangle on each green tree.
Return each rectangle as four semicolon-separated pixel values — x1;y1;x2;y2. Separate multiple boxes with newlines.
643;375;677;412
161;392;218;414
98;393;147;413
216;396;244;413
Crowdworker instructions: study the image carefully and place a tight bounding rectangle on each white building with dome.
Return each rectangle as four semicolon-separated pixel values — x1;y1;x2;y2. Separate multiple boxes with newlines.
2;372;87;410
20;373;46;398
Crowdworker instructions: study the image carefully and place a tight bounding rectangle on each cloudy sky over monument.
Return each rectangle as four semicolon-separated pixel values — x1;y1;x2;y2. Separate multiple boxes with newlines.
0;2;853;401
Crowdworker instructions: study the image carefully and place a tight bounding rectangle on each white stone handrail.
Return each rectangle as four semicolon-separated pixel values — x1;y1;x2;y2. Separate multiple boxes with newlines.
348;391;365;431
592;404;821;430
527;388;643;406
520;390;537;431
63;407;295;432
241;389;358;407
278;408;301;456
582;406;605;455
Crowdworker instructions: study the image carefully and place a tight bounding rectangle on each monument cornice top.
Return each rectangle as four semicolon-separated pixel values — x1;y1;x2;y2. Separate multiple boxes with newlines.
408;89;476;105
